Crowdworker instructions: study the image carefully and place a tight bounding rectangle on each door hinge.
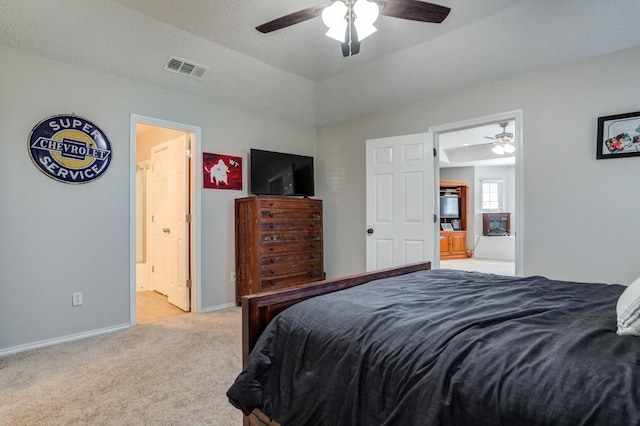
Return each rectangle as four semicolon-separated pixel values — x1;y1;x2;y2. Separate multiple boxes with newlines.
151;215;154;223
434;214;437;223
186;214;191;223
152;265;155;273
433;148;437;157
186;279;192;288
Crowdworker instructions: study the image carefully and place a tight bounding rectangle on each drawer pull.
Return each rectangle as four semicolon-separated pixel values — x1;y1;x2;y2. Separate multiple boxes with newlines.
270;258;275;263
270;270;275;275
269;247;275;252
269;202;274;207
269;212;274;217
309;223;315;228
269;281;275;286
269;224;274;229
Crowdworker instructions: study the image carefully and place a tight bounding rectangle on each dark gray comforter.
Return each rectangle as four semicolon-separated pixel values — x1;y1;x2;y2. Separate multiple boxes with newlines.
227;269;640;425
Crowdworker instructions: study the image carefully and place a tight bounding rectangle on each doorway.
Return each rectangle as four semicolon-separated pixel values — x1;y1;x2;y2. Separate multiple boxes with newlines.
431;110;524;276
129;115;202;325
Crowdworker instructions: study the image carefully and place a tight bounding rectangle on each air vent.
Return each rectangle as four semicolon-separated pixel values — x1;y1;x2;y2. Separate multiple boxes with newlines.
164;56;208;80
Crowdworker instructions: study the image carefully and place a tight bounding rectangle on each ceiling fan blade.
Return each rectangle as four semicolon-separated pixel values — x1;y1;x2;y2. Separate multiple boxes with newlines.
256;6;326;33
377;0;451;23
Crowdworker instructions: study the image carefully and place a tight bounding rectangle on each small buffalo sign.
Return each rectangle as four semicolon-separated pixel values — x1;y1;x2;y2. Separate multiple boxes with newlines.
203;153;242;190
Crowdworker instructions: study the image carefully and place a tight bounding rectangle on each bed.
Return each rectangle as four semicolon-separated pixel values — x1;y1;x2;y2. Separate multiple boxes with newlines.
227;262;640;426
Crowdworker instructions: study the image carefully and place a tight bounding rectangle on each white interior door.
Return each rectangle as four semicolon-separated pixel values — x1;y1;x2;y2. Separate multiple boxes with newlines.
150;136;190;311
166;135;190;311
151;143;170;296
366;132;435;271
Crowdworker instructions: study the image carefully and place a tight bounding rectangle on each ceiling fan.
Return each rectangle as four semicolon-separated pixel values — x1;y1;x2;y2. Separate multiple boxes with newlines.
256;0;451;57
484;122;515;155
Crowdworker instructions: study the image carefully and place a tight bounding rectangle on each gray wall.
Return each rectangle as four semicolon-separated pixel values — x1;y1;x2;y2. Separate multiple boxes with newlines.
3;42;640;354
316;44;640;285
0;46;316;353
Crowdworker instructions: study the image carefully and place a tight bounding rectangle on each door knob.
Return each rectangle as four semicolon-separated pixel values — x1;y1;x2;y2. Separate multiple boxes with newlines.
367;228;374;235
163;227;170;233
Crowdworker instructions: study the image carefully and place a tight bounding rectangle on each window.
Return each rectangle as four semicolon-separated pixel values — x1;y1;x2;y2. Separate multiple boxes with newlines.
481;180;503;211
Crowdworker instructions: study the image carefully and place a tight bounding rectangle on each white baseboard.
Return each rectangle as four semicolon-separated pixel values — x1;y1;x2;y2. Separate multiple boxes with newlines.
200;302;237;313
0;323;131;357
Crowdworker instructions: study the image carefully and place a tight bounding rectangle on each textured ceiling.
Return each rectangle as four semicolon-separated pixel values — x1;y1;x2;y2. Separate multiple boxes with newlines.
112;0;520;82
1;0;640;127
440;121;516;168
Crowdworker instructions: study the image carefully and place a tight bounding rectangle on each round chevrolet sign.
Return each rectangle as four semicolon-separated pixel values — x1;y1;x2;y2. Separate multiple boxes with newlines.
29;114;112;184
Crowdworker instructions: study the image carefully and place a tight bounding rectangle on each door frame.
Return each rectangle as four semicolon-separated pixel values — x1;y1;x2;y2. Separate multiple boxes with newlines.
129;114;202;325
429;110;524;276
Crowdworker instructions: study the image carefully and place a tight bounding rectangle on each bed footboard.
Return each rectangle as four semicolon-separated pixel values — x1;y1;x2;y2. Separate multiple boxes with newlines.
241;261;431;363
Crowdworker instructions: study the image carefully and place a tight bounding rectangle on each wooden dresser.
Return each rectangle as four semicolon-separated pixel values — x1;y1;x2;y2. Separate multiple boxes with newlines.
235;196;324;305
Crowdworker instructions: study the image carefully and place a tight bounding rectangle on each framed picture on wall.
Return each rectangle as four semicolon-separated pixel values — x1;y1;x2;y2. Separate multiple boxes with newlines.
203;152;243;190
597;111;640;159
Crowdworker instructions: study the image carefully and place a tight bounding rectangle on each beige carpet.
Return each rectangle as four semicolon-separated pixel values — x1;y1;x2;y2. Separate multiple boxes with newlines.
440;258;515;276
0;308;244;425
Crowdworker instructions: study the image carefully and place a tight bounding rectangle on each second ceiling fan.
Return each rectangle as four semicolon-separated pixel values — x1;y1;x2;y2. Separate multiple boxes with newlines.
256;0;451;57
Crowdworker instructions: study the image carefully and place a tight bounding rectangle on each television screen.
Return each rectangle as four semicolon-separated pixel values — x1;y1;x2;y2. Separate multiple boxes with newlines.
440;197;460;219
250;149;314;196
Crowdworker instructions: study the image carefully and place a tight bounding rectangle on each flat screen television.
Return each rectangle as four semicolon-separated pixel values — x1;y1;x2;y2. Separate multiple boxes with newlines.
440;197;460;219
250;149;314;196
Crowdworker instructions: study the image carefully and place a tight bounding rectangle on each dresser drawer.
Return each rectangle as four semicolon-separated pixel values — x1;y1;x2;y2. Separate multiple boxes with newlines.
260;209;321;221
259;198;322;211
260;240;323;254
261;258;321;277
261;270;323;291
261;219;321;232
261;251;322;266
261;230;322;243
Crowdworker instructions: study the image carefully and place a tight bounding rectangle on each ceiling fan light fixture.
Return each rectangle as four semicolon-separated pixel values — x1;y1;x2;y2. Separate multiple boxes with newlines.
354;0;379;41
322;1;349;42
490;121;515;155
323;0;379;44
257;0;449;57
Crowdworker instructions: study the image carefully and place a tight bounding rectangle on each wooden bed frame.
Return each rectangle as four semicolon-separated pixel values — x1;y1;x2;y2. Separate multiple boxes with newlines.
239;261;432;426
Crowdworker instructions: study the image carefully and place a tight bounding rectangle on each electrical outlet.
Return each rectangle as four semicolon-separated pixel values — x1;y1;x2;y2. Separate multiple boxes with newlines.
72;292;83;306
230;272;236;283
